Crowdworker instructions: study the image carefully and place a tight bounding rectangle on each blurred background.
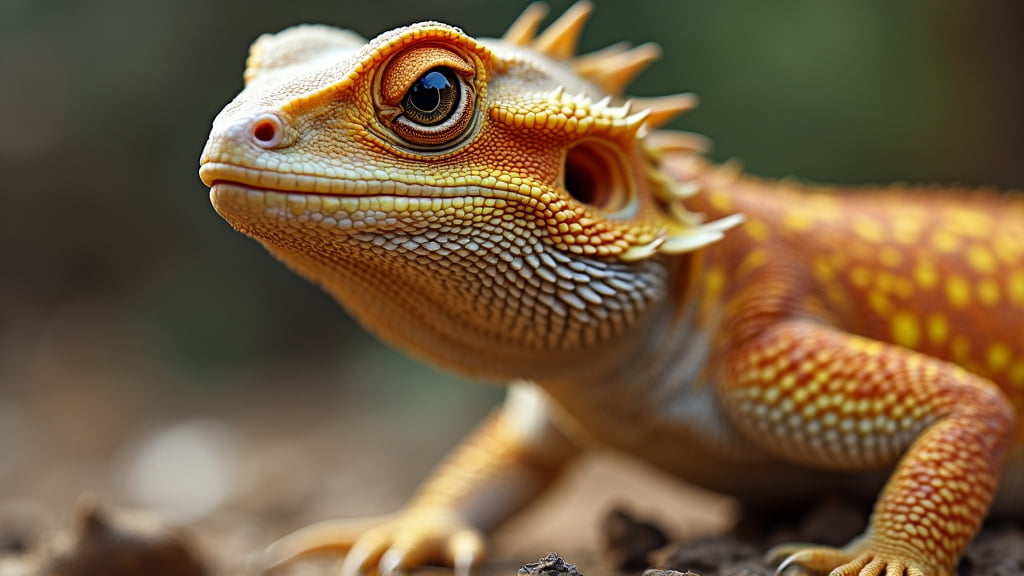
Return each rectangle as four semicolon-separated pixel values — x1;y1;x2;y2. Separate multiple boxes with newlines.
1;0;1022;571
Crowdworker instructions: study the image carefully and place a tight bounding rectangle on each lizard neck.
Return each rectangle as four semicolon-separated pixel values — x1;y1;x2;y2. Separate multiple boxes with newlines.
261;234;680;384
535;252;708;419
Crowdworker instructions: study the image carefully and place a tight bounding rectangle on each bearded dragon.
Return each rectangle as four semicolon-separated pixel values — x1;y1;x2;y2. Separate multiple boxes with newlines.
198;3;1024;576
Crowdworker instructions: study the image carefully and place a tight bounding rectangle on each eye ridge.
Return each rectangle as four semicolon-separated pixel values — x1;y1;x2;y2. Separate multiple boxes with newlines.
402;67;459;126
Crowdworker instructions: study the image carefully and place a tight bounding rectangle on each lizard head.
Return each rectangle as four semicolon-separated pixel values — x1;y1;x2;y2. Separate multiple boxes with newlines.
199;2;740;381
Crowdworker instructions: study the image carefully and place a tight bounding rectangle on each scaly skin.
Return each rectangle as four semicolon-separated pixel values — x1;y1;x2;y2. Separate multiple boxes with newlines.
198;3;1022;576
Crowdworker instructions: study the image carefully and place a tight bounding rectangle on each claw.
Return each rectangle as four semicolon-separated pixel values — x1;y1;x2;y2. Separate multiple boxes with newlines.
379;550;408;576
263;512;486;575
767;543;856;576
341;533;390;576
449;530;485;576
767;542;946;576
766;543;818;566
263;516;394;570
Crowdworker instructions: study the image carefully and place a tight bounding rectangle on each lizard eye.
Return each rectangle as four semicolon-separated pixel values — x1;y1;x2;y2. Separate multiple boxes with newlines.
402;68;460;126
378;46;477;149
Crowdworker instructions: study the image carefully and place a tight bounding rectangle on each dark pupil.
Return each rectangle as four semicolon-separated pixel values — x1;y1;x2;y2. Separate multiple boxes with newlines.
410;71;448;113
402;67;458;125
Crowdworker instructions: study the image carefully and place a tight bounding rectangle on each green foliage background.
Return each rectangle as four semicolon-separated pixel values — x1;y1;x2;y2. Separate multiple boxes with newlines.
0;0;1021;421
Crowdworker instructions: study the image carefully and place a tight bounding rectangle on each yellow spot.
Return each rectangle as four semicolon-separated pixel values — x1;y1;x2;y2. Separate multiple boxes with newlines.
891;312;921;349
783;212;813;232
701;267;726;320
946;209;991;237
926;314;949;346
879;247;903;268
704;266;725;293
1009;361;1024;387
813;257;835;283
744;219;770;241
709;191;733;211
987;344;1011;373
1008;271;1024;305
869;291;892;316
931;230;961;252
852;216;886;243
872;271;890;293
994;235;1022;263
738;249;768;275
977;278;1001;307
806;195;842;220
967;245;997;274
951;337;971;363
891;217;923;244
945;276;971;308
914;259;939;289
850;266;872;289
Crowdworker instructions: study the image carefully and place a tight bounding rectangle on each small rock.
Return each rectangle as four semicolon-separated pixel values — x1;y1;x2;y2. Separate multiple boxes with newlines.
0;500;50;554
43;495;208;576
650;537;761;576
601;507;669;570
519;553;584;576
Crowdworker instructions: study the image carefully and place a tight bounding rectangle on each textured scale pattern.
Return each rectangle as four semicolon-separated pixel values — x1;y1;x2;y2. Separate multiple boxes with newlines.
199;4;1022;576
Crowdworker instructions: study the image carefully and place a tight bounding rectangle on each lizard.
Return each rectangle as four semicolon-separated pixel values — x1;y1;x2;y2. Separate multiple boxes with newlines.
198;3;1024;576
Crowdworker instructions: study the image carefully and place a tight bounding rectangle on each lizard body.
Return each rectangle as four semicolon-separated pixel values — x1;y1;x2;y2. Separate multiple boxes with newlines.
199;4;1023;576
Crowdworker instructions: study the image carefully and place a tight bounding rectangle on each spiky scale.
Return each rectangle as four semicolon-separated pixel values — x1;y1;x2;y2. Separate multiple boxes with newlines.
533;0;593;59
633;93;699;129
578;42;661;95
645;129;712;155
503;2;549;46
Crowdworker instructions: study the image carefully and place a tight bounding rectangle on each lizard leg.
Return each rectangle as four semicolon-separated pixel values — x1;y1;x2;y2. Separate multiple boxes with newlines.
264;383;579;576
719;320;1015;576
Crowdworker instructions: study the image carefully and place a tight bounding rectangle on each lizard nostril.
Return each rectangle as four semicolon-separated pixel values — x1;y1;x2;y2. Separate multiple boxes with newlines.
251;113;285;148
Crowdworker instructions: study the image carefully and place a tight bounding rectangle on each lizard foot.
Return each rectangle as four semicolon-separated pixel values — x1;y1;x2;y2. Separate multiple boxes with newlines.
263;510;485;576
767;541;951;576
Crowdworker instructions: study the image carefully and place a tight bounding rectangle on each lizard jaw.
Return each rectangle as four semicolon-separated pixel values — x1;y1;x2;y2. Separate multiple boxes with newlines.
201;162;457;198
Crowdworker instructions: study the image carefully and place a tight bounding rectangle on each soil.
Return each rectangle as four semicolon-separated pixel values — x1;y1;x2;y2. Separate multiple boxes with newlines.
0;364;1021;576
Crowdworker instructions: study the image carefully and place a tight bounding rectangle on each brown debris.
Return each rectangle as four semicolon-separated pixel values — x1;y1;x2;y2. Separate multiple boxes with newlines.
649;537;763;576
601;507;669;570
0;501;50;555
961;525;1024;576
519;553;585;576
43;496;208;576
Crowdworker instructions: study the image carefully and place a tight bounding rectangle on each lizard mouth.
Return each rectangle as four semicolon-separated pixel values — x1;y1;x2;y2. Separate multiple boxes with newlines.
200;162;405;197
199;162;520;200
201;162;515;232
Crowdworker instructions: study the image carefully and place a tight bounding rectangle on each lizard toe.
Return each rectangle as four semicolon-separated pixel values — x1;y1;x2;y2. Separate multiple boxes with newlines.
374;516;486;576
263;514;397;571
376;527;483;576
769;543;860;576
769;541;950;576
263;510;486;575
341;528;394;576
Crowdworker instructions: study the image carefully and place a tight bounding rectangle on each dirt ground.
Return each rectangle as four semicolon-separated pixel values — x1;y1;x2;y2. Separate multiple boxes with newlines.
0;348;1021;576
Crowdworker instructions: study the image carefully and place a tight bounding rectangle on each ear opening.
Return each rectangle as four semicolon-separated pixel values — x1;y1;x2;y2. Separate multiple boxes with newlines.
563;139;633;214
